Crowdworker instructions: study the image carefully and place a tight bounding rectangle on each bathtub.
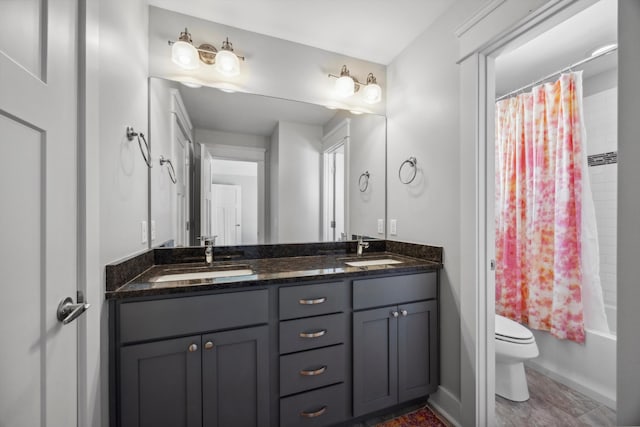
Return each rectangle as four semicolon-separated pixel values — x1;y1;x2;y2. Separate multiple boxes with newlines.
526;327;616;409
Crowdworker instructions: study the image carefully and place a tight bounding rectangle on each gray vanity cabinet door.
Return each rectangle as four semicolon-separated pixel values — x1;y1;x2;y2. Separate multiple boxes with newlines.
120;336;202;427
352;306;398;417
397;300;438;402
202;325;269;427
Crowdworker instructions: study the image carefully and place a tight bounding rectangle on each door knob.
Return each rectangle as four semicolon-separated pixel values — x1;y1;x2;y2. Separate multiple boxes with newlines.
400;310;408;317
57;292;90;325
390;311;399;318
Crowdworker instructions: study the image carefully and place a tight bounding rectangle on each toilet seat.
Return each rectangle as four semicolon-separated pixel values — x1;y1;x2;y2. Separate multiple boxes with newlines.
495;314;535;344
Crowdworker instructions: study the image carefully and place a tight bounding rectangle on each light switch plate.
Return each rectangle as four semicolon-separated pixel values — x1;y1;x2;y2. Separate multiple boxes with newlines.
377;219;384;234
141;220;148;244
151;220;156;241
390;219;397;236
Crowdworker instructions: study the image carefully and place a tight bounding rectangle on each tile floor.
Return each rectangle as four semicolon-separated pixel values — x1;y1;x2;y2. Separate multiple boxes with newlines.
496;366;616;427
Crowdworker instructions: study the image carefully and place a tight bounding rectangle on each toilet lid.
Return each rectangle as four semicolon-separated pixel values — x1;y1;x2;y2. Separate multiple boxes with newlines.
495;314;535;343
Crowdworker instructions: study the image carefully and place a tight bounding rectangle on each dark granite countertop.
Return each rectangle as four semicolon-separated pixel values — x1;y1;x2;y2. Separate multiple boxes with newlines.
106;249;442;300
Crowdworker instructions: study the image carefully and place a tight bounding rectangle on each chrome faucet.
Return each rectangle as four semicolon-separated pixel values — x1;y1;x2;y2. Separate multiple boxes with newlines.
356;235;369;256
198;235;218;265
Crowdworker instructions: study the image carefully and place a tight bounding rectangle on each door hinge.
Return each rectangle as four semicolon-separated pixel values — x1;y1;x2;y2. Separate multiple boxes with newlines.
330;220;336;229
490;259;496;271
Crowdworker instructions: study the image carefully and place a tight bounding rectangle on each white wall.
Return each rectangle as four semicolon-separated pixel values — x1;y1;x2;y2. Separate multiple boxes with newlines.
271;121;323;243
387;2;485;420
94;0;149;426
583;77;617;327
148;6;386;115
617;1;640;423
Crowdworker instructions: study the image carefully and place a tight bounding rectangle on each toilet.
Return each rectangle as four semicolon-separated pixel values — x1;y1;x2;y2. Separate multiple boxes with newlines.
495;314;539;402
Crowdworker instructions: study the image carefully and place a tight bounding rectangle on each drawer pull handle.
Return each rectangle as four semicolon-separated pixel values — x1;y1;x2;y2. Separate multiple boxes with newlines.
299;365;327;376
299;297;326;305
300;406;327;418
299;329;327;339
188;343;198;352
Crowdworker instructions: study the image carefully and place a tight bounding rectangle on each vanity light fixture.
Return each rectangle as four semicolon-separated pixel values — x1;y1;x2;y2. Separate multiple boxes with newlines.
168;28;245;75
328;65;382;104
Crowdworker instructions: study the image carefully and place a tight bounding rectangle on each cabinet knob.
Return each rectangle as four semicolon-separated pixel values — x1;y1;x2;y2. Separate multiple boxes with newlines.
390;311;399;318
188;343;198;352
204;341;214;350
401;309;408;317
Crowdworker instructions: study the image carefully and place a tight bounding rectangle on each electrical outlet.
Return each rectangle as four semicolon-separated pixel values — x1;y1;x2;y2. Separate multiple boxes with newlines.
377;219;384;234
390;219;397;236
151;220;156;241
141;220;148;244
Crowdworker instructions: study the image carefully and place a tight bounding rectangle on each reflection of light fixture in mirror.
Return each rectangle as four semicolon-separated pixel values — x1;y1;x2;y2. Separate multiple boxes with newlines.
328;65;382;104
168;29;245;75
349;110;365;115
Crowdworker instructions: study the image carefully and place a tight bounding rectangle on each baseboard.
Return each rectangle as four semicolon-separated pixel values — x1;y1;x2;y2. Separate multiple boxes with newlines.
428;386;462;427
526;361;616;409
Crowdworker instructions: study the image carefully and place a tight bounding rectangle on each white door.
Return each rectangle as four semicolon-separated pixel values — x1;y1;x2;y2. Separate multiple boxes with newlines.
323;142;346;241
201;149;213;239
212;184;241;245
0;0;81;426
173;120;190;246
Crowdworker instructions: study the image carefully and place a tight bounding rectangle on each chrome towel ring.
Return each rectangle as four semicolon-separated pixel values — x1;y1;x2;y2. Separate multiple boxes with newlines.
159;155;177;184
358;171;370;192
126;126;152;168
398;156;417;184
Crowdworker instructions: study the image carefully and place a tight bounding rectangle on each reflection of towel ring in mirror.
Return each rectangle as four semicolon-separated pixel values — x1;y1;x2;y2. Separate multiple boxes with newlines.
126;126;152;168
398;156;417;184
159;155;177;184
358;171;370;192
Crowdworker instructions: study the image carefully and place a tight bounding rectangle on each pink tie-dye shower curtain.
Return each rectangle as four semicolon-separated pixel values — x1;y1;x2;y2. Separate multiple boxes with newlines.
495;72;590;343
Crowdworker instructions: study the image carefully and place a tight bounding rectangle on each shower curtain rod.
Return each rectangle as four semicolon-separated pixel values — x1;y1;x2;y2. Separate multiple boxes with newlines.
495;45;618;101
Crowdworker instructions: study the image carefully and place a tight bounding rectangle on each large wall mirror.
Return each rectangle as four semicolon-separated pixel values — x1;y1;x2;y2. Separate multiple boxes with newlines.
149;77;386;248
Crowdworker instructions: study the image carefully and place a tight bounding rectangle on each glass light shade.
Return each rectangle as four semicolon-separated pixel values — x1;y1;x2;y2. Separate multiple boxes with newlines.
362;83;382;104
215;50;240;76
335;76;355;98
171;41;200;70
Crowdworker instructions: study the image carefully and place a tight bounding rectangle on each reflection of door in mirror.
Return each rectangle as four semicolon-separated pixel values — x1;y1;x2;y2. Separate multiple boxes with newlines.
173;116;190;246
212;184;241;245
323;120;349;241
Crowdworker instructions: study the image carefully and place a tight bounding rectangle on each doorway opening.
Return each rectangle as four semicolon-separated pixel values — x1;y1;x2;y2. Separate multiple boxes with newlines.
207;158;259;246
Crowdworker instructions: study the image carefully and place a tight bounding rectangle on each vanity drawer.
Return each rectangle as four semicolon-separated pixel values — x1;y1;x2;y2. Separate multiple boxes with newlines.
280;383;347;427
279;281;346;320
280;344;345;396
353;273;437;310
280;313;346;354
119;289;268;343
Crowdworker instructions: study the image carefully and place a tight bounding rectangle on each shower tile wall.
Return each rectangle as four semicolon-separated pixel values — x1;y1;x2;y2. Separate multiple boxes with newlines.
583;84;617;333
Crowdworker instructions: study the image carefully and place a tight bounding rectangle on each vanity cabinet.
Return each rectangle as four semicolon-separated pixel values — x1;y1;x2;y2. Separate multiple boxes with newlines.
113;289;269;427
278;281;349;427
352;273;438;417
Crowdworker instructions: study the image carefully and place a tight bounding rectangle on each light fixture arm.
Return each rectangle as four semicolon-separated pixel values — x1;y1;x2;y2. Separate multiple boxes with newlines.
168;30;245;67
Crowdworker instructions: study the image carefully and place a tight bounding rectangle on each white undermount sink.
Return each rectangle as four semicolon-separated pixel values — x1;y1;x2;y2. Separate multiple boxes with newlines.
344;258;403;267
150;269;254;283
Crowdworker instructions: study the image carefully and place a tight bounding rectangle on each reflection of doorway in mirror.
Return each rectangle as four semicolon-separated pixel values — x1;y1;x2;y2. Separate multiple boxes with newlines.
322;122;348;241
209;158;259;245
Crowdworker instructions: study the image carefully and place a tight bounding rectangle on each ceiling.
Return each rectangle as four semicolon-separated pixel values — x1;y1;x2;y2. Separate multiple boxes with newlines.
178;84;337;136
147;0;452;65
495;0;617;97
